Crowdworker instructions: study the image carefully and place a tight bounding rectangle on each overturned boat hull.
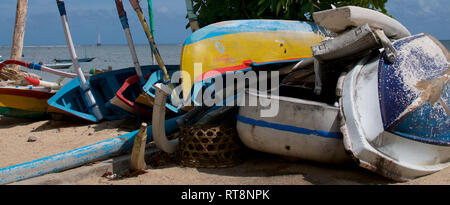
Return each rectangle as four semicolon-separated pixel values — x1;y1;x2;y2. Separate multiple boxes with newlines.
180;19;332;101
236;90;351;163
340;33;450;181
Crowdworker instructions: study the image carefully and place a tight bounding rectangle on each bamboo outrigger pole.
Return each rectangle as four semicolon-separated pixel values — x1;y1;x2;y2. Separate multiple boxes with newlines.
56;0;103;121
1;0;41;82
115;0;144;83
10;0;28;71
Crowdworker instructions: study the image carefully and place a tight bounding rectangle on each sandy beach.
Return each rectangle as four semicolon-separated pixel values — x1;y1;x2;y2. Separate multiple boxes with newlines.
1;115;449;185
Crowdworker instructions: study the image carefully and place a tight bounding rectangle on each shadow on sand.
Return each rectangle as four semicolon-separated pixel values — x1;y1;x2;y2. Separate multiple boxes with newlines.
149;149;394;185
0;116;46;129
195;150;394;185
30;116;142;133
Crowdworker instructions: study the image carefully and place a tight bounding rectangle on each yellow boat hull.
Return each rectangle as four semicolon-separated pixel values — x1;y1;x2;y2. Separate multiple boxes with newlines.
0;87;53;119
180;20;331;100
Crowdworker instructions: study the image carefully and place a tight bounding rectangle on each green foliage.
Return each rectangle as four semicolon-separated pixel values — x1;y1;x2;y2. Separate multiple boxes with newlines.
188;0;389;28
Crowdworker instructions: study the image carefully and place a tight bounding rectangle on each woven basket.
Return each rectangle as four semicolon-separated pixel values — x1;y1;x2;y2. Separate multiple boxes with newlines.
177;123;244;168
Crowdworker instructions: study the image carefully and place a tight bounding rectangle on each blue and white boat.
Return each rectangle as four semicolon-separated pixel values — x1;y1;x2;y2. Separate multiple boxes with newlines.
340;33;449;181
47;65;171;122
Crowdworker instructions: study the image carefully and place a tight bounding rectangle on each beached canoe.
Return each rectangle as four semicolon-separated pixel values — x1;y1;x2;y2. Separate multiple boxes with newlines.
54;57;95;63
47;65;162;122
180;19;333;102
236;89;351;163
112;65;180;117
0;86;54;119
45;63;73;69
340;33;449;181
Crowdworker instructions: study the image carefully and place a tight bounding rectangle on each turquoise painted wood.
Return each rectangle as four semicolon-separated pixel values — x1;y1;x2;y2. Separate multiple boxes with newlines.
48;65;170;122
0;116;181;185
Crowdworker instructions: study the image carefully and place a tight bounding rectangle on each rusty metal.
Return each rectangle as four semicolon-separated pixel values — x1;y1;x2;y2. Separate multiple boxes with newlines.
177;123;244;168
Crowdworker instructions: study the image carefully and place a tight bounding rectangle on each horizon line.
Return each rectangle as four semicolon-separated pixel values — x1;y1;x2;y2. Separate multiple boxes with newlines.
0;43;184;47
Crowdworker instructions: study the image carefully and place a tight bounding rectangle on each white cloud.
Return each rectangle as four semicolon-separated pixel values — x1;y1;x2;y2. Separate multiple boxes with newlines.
157;6;169;14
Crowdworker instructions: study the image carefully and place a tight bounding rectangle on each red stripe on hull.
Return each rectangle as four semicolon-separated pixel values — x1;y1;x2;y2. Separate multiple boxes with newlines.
0;88;54;99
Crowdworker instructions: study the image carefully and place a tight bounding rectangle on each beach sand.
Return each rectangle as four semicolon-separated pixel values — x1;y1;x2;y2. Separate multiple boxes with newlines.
1;116;449;185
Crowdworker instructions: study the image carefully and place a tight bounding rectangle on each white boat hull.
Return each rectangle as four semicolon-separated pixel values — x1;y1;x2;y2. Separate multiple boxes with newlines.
45;63;73;69
340;34;450;181
313;6;411;39
236;90;351;163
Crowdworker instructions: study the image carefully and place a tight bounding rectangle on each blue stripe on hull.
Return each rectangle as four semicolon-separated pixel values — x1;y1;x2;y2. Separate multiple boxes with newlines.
237;115;343;139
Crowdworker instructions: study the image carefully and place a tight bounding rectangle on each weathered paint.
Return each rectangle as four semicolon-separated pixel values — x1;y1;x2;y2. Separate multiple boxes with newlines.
378;33;449;145
341;33;450;181
180;20;331;101
0;116;181;185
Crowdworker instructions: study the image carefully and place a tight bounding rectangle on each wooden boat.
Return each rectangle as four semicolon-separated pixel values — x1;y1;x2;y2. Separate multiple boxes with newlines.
111;65;180;116
138;68;183;114
340;33;450;181
54;57;95;63
0;86;54;119
180;19;333;102
45;62;73;69
236;89;351;163
47;65;161;122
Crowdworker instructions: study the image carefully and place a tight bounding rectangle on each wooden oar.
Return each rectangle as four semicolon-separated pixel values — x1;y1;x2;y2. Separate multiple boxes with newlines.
185;0;199;32
56;0;103;121
147;0;155;65
128;0;169;82
128;0;180;104
115;0;144;83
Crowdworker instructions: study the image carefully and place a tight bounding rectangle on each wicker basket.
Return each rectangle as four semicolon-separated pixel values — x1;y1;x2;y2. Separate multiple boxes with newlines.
177;123;244;168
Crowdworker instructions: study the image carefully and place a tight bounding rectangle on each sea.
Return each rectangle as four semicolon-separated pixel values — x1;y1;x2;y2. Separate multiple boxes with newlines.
0;40;449;82
0;44;182;83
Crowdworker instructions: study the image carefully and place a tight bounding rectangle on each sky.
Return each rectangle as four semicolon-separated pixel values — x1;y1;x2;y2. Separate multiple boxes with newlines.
0;0;448;46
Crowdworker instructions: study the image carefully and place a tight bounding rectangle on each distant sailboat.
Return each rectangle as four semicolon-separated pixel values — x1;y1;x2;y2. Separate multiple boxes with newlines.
97;32;101;46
